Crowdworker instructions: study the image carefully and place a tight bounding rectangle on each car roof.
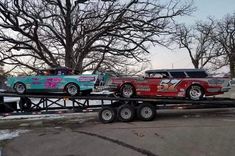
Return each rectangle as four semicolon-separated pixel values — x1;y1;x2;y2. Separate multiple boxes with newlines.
145;69;206;73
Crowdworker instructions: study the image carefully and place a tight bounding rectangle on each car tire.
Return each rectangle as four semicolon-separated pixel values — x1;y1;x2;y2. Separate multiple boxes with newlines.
137;103;156;121
98;107;117;124
187;85;204;100
120;83;135;98
117;104;135;122
19;97;32;112
14;82;26;94
65;83;80;96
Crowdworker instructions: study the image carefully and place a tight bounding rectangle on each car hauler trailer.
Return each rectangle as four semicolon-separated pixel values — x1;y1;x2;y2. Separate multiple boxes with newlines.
0;92;235;123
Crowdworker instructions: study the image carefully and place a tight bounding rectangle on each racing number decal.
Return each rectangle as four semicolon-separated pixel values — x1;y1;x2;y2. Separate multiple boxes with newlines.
157;79;181;92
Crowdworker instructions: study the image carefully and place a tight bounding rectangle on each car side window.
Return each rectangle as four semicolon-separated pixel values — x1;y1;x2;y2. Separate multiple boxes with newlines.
148;72;169;78
170;72;186;78
186;71;208;78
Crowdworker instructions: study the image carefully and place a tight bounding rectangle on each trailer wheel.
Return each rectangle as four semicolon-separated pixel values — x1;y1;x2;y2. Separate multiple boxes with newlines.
137;103;156;121
117;104;135;122
19;97;32;112
99;107;117;123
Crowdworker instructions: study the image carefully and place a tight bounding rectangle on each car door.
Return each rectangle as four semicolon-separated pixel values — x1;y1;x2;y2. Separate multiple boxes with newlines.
44;70;64;91
157;71;185;97
29;74;47;90
138;72;169;96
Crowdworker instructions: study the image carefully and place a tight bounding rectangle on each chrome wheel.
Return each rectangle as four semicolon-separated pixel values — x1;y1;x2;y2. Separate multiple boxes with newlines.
66;83;79;96
140;107;153;119
98;107;116;123
117;104;135;122
188;85;203;100
137;103;156;121
102;109;113;121
15;83;26;94
120;108;132;120
121;84;134;98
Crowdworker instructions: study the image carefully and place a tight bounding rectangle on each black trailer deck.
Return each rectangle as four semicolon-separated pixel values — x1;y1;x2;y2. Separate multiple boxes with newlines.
0;91;235;123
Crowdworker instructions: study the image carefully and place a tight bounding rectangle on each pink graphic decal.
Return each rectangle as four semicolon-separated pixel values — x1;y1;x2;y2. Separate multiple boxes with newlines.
32;81;41;85
32;78;41;85
45;77;62;88
78;76;95;82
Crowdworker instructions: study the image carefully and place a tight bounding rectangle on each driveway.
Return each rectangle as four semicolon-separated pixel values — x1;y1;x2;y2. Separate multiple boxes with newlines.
2;108;235;156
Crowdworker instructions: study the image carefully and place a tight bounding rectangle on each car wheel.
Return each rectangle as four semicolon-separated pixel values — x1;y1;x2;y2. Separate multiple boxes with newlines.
117;104;135;122
19;97;32;112
65;83;79;96
14;82;26;94
137;103;156;121
187;85;204;100
98;107;117;123
120;84;135;98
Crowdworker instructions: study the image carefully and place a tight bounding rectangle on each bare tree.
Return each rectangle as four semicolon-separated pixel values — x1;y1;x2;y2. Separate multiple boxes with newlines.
0;0;193;73
173;20;222;69
213;13;235;78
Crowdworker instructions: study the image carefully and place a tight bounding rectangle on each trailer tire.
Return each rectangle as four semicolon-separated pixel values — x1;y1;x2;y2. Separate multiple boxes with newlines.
19;97;32;112
137;103;156;121
117;104;135;122
99;107;117;123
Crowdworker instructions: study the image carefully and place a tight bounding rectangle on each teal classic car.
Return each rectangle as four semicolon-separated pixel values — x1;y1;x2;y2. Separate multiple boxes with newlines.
6;67;98;96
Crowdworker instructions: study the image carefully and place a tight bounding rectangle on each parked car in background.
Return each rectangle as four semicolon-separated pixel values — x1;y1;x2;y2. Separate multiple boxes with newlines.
6;67;98;96
107;69;231;100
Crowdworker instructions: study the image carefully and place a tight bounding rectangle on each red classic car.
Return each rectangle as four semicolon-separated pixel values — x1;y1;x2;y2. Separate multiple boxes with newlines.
107;69;231;100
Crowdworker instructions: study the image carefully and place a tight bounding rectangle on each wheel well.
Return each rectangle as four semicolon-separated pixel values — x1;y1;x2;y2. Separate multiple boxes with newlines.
14;82;25;88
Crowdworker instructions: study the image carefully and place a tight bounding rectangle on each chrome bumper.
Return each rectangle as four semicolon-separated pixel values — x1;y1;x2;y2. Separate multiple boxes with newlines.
94;84;118;92
221;87;231;92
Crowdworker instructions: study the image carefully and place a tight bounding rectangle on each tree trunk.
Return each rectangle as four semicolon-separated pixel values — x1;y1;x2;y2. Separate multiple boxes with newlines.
65;0;73;69
230;56;235;78
192;59;199;69
75;61;83;74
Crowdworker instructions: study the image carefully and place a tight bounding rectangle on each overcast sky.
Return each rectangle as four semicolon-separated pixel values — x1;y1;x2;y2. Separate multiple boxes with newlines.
149;0;235;71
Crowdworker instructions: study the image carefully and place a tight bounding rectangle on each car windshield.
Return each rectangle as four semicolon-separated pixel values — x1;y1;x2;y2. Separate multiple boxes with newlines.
145;72;169;78
37;69;73;76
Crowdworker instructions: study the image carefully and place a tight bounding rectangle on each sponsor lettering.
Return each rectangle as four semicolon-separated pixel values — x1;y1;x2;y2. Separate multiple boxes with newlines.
78;76;96;82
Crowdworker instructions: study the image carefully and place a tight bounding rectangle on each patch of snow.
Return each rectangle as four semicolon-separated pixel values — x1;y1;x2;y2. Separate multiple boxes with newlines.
0;112;96;121
91;90;114;95
0;129;29;141
0;114;65;120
